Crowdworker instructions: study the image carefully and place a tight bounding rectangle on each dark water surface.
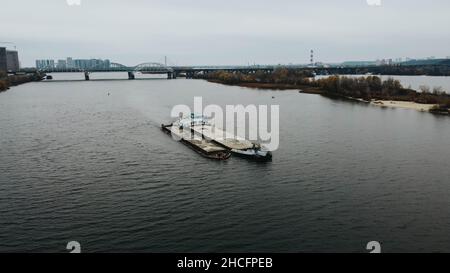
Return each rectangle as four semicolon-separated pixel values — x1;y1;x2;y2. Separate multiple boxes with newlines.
1;76;450;253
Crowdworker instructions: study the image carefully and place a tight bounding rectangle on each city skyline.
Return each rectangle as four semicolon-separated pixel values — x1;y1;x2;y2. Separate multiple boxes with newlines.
35;57;111;70
31;54;450;69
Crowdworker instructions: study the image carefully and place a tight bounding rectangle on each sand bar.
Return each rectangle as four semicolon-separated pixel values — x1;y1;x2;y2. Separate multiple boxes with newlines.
371;100;436;112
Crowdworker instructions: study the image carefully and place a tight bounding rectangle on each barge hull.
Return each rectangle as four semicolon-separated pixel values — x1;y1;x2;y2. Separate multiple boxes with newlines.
161;124;231;160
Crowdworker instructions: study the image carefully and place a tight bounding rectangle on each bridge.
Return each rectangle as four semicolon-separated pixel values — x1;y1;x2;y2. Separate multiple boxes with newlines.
36;62;279;80
33;61;450;80
38;62;177;80
37;63;410;81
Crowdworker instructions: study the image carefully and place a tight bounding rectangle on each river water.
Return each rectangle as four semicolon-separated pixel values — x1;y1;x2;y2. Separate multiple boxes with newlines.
1;73;450;253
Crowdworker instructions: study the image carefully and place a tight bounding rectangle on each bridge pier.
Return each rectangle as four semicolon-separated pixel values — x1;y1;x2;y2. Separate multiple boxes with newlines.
84;71;90;81
128;71;135;80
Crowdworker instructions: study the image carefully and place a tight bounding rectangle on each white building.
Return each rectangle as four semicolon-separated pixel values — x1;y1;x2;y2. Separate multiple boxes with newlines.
36;59;55;69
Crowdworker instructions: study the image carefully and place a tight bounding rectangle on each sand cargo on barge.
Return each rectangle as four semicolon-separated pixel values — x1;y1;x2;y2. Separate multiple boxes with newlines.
189;123;272;162
161;123;231;160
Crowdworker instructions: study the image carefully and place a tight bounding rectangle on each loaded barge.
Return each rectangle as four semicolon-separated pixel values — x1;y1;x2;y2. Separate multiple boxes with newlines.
162;115;272;161
189;123;272;162
161;123;231;160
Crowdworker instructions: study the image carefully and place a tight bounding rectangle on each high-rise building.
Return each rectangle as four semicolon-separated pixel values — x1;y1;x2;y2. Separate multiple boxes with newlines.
57;59;67;69
73;58;111;70
0;47;7;72
36;59;55;69
66;57;74;68
6;50;20;72
74;59;89;70
36;57;111;70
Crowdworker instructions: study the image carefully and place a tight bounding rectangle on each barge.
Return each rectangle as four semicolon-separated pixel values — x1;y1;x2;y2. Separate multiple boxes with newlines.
189;123;273;162
161;123;231;160
162;114;273;161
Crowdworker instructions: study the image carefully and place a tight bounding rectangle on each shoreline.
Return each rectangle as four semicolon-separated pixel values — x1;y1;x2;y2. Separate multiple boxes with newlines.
207;79;323;93
370;100;435;112
206;79;444;114
302;89;439;112
207;79;300;90
0;73;44;92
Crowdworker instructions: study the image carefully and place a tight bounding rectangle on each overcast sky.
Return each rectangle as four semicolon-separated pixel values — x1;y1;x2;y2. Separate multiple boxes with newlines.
2;0;450;67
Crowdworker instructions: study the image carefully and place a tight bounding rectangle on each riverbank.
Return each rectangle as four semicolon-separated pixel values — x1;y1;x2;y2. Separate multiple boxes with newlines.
298;88;440;111
208;79;299;90
207;78;449;114
371;100;435;111
0;79;8;91
207;79;324;94
0;73;44;92
201;71;450;115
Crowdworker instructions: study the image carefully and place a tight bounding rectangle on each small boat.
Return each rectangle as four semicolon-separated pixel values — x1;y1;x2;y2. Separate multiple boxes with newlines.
231;144;273;162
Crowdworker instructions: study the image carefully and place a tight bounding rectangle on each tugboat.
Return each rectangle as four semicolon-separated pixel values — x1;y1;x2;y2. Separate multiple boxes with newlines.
177;113;212;129
231;143;273;162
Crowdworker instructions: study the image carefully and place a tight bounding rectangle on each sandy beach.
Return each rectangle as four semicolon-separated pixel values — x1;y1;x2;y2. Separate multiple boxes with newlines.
371;100;436;112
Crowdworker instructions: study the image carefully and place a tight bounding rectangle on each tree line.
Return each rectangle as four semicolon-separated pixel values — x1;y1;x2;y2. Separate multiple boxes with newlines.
313;76;449;104
200;69;314;86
